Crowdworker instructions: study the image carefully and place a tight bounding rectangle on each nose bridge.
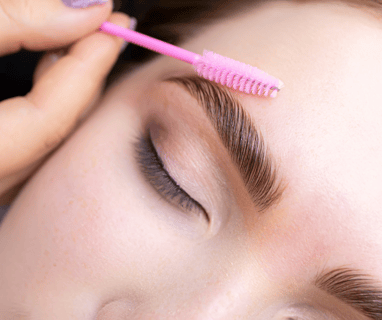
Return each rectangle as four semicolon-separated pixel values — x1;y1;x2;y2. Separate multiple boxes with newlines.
142;270;259;320
193;279;253;320
173;244;266;319
181;250;261;320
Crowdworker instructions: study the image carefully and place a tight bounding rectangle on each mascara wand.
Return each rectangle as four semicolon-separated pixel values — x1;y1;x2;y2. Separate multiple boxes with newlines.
100;21;284;98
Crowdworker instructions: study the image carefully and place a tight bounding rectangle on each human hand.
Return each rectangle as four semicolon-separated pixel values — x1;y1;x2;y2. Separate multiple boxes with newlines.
0;0;131;204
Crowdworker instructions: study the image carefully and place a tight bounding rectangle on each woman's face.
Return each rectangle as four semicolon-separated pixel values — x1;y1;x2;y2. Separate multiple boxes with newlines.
1;1;382;319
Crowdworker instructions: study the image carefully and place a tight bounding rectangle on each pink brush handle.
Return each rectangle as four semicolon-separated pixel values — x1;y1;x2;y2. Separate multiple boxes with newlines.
100;21;200;64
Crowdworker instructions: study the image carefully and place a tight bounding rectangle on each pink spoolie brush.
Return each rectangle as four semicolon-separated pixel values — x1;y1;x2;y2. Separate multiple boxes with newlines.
100;21;284;98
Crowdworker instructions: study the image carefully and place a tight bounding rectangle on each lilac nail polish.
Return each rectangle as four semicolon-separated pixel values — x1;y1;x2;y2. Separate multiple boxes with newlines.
129;17;138;32
62;0;108;9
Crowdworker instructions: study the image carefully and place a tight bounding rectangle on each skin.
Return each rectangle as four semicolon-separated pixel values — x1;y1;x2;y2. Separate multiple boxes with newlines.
0;1;382;319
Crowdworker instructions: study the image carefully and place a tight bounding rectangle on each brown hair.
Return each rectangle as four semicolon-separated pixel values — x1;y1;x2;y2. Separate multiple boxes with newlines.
106;0;382;86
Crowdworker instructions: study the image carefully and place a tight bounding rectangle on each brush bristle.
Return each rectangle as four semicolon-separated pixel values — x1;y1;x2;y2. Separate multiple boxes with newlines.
193;50;283;98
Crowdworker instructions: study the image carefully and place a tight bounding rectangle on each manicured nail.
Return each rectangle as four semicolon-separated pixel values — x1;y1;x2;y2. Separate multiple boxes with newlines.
129;17;137;32
120;17;138;54
48;49;66;64
62;0;108;9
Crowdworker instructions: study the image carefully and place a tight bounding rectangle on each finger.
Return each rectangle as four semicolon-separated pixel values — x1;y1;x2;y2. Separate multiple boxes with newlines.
32;16;137;85
33;48;67;84
0;13;131;177
34;49;105;122
0;0;112;56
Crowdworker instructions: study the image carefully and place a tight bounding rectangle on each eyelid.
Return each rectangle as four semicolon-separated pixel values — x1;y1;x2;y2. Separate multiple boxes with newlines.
134;131;210;222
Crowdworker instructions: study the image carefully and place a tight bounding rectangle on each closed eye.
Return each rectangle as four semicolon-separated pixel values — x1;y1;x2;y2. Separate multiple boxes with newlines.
134;131;209;222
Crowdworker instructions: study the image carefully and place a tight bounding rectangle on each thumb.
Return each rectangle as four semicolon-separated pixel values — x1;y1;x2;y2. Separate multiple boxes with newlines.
0;0;113;56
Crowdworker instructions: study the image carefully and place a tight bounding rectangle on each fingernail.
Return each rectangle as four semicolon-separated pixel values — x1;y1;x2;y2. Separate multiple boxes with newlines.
48;49;66;64
120;17;137;54
62;0;108;9
129;17;138;32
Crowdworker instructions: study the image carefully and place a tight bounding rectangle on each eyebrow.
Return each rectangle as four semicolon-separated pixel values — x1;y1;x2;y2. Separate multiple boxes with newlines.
315;267;382;320
164;75;283;212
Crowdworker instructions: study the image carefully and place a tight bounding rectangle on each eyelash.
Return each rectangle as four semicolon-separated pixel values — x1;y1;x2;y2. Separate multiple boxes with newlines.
134;132;208;220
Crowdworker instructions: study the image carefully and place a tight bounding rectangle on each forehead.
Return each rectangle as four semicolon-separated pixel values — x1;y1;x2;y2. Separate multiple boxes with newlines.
174;1;382;276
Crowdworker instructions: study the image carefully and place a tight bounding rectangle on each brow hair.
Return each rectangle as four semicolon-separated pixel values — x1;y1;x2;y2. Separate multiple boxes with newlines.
315;267;382;319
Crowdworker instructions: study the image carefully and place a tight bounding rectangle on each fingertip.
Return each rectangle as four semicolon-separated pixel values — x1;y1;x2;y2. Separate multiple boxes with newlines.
1;0;114;54
107;12;131;29
54;0;113;40
33;49;67;85
28;11;134;125
100;12;132;52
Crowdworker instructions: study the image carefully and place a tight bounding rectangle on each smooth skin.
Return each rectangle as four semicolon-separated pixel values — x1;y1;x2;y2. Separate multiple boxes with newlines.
1;1;382;319
0;0;131;203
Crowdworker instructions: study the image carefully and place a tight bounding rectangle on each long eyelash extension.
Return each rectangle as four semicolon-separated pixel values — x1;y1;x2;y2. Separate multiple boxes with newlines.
134;133;209;220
